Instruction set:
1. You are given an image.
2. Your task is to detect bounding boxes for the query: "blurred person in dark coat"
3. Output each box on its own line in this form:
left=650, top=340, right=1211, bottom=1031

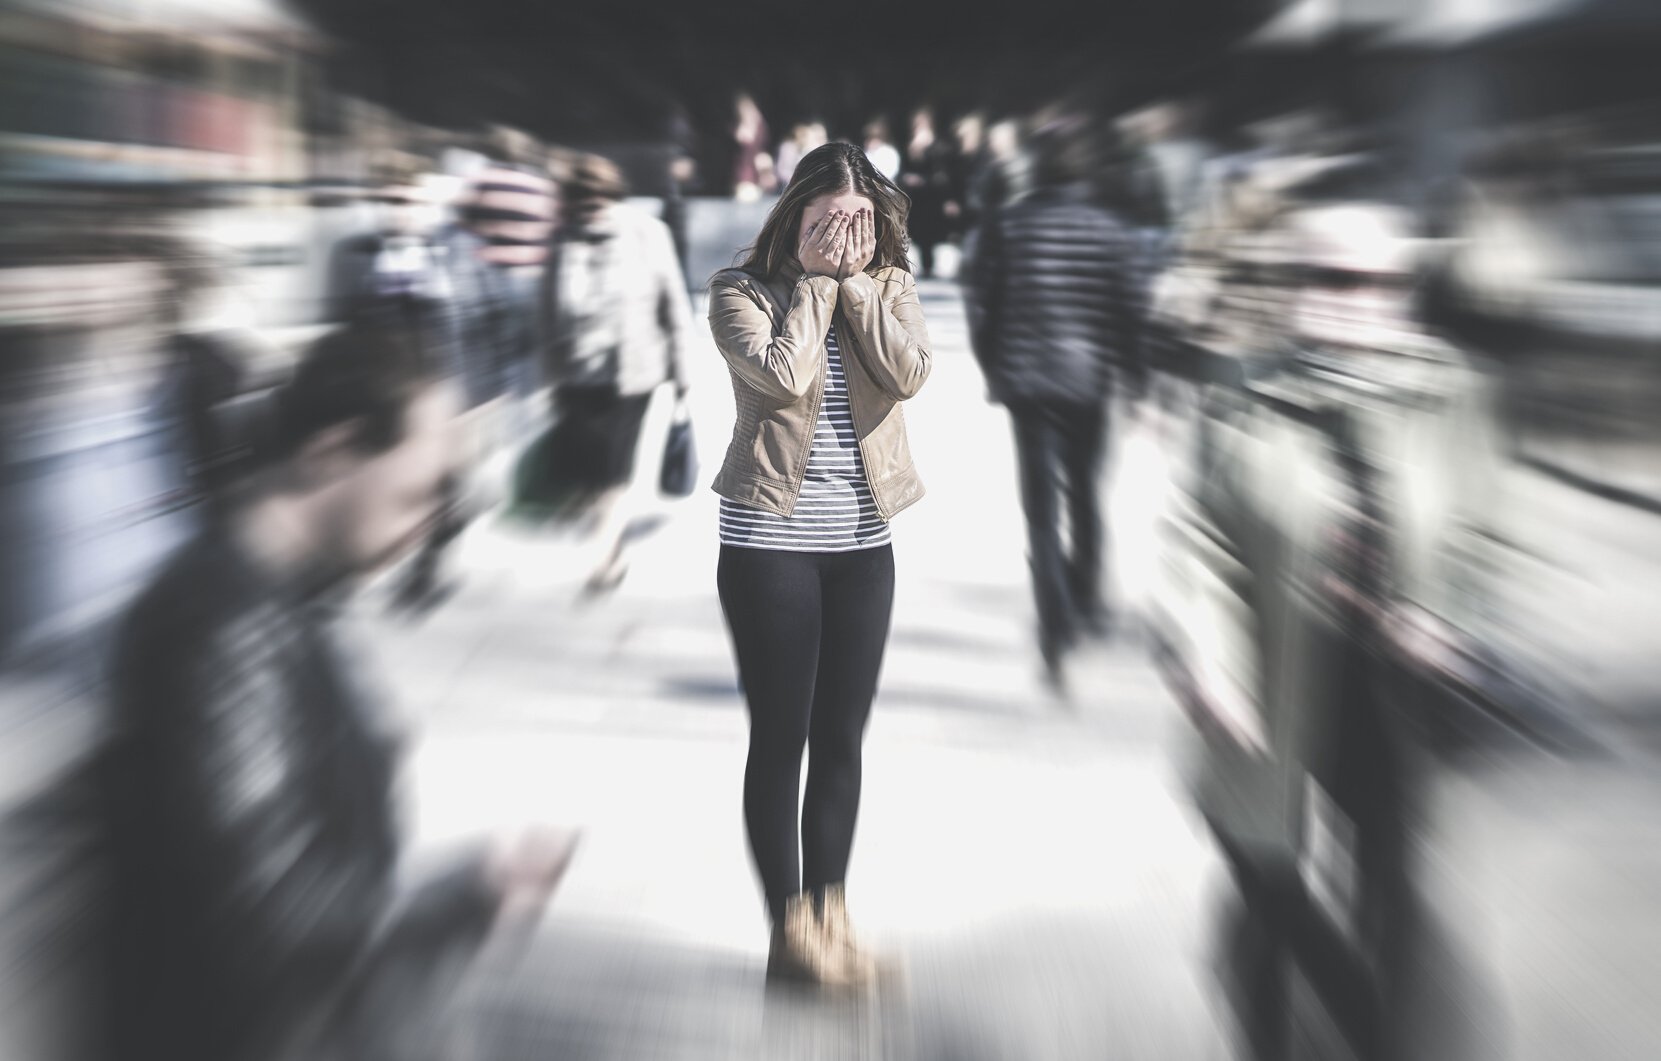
left=958, top=115, right=1026, bottom=280
left=964, top=120, right=1147, bottom=692
left=96, top=319, right=577, bottom=1061
left=899, top=106, right=956, bottom=279
left=947, top=111, right=986, bottom=244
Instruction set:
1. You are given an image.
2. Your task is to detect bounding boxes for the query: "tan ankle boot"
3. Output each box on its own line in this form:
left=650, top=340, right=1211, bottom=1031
left=818, top=884, right=879, bottom=985
left=767, top=893, right=845, bottom=986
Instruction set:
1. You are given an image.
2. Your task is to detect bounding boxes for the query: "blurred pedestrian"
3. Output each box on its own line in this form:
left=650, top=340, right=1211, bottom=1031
left=541, top=152, right=693, bottom=596
left=946, top=111, right=985, bottom=242
left=862, top=118, right=901, bottom=181
left=148, top=239, right=276, bottom=524
left=964, top=121, right=1147, bottom=693
left=707, top=141, right=931, bottom=987
left=326, top=160, right=454, bottom=338
left=664, top=102, right=703, bottom=288
left=775, top=121, right=828, bottom=188
left=467, top=126, right=559, bottom=273
left=899, top=106, right=956, bottom=279
left=733, top=92, right=776, bottom=201
left=96, top=319, right=578, bottom=1061
left=461, top=129, right=559, bottom=404
left=958, top=116, right=1026, bottom=280
left=385, top=148, right=551, bottom=617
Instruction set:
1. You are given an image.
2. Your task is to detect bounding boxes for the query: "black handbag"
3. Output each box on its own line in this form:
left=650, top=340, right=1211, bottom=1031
left=659, top=397, right=698, bottom=498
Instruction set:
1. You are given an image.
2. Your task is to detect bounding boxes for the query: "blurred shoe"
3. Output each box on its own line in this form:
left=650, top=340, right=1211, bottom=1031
left=818, top=883, right=883, bottom=986
left=767, top=893, right=846, bottom=987
left=1039, top=627, right=1072, bottom=698
left=1076, top=606, right=1115, bottom=641
left=389, top=565, right=460, bottom=619
left=578, top=558, right=629, bottom=600
left=619, top=513, right=669, bottom=545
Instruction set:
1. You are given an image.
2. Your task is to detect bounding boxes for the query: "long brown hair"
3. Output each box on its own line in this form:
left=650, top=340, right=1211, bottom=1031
left=734, top=141, right=911, bottom=279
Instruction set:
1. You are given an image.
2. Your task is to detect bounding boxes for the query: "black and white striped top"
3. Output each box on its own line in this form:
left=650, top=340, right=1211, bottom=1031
left=719, top=327, right=892, bottom=553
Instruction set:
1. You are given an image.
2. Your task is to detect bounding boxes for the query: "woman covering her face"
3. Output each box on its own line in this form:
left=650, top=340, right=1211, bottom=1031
left=705, top=141, right=932, bottom=987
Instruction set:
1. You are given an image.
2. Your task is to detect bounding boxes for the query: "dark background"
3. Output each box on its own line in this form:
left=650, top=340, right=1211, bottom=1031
left=291, top=0, right=1287, bottom=185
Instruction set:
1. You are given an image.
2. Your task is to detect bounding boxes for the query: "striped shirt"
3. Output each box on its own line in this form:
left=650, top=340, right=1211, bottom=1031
left=719, top=327, right=892, bottom=553
left=464, top=162, right=556, bottom=268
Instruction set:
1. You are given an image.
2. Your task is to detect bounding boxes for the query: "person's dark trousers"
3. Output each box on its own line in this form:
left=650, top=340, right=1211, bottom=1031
left=716, top=544, right=895, bottom=923
left=662, top=190, right=692, bottom=290
left=915, top=238, right=936, bottom=279
left=1007, top=398, right=1111, bottom=658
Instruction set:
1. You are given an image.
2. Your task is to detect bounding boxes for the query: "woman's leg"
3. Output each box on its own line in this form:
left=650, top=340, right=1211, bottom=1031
left=801, top=545, right=895, bottom=897
left=579, top=393, right=652, bottom=591
left=717, top=546, right=824, bottom=921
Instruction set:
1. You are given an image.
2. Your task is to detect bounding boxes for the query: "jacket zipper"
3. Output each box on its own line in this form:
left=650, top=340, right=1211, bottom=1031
left=785, top=332, right=825, bottom=518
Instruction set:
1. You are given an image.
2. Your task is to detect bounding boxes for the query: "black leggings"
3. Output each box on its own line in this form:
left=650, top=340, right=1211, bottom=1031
left=716, top=544, right=895, bottom=922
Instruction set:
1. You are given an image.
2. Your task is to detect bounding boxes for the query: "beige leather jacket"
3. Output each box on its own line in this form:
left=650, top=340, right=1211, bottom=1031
left=707, top=263, right=931, bottom=519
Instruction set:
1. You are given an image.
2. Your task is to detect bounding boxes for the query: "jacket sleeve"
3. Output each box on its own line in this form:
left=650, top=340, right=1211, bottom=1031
left=707, top=273, right=838, bottom=402
left=835, top=270, right=933, bottom=401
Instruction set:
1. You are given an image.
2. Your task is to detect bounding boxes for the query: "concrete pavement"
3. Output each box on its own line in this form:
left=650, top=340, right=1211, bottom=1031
left=363, top=277, right=1236, bottom=1059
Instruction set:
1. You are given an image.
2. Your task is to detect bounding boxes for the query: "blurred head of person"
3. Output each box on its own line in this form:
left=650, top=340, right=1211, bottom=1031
left=911, top=107, right=935, bottom=137
left=258, top=320, right=460, bottom=586
left=1029, top=118, right=1096, bottom=191
left=864, top=118, right=892, bottom=148
left=560, top=152, right=629, bottom=228
left=369, top=158, right=436, bottom=237
left=157, top=237, right=232, bottom=330
left=987, top=119, right=1020, bottom=161
left=486, top=124, right=543, bottom=169
left=1286, top=200, right=1422, bottom=352
left=737, top=141, right=912, bottom=280
left=955, top=112, right=985, bottom=155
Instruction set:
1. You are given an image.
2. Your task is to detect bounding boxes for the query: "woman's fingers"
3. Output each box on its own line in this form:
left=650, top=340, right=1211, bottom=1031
left=821, top=211, right=848, bottom=252
left=818, top=214, right=839, bottom=254
left=798, top=217, right=821, bottom=253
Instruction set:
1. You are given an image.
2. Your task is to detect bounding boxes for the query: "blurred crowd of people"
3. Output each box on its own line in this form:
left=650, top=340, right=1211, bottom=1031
left=724, top=94, right=1033, bottom=280
left=3, top=107, right=698, bottom=1061
left=4, top=1, right=1661, bottom=1056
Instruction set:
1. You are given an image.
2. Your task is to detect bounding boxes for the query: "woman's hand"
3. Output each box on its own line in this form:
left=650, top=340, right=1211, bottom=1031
left=837, top=207, right=875, bottom=280
left=798, top=210, right=849, bottom=278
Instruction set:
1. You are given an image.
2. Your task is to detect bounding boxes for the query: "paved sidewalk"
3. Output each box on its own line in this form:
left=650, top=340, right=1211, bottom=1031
left=361, top=279, right=1234, bottom=1059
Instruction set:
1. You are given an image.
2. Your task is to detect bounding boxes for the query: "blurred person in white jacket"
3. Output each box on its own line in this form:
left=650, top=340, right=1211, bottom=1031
left=540, top=153, right=693, bottom=595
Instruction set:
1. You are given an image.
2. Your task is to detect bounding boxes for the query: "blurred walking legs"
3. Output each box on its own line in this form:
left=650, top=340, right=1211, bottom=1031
left=1008, top=399, right=1111, bottom=688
